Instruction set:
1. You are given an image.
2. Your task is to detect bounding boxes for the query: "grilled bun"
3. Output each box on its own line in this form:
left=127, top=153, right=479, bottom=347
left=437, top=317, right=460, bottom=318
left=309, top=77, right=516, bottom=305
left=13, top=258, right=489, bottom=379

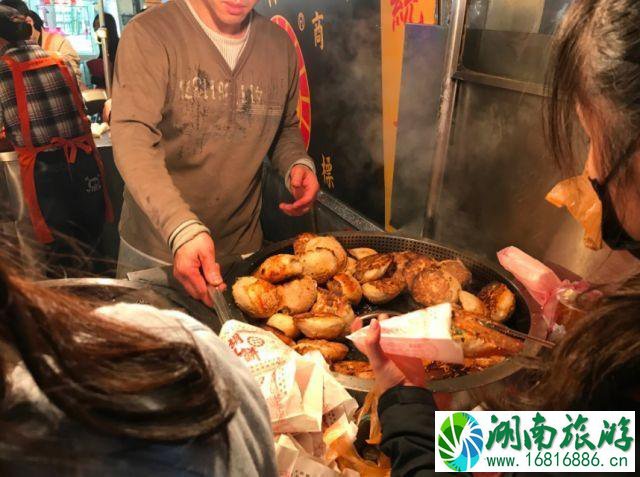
left=478, top=282, right=516, bottom=322
left=300, top=248, right=340, bottom=284
left=327, top=273, right=363, bottom=305
left=277, top=276, right=318, bottom=314
left=232, top=276, right=280, bottom=319
left=267, top=313, right=300, bottom=339
left=294, top=314, right=346, bottom=340
left=304, top=236, right=348, bottom=272
left=294, top=339, right=349, bottom=363
left=254, top=254, right=303, bottom=283
left=410, top=268, right=461, bottom=306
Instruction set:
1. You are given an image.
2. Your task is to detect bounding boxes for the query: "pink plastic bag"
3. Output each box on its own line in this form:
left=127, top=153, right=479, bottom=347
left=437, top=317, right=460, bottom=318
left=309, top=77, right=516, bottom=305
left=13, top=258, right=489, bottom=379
left=497, top=247, right=593, bottom=331
left=497, top=247, right=562, bottom=306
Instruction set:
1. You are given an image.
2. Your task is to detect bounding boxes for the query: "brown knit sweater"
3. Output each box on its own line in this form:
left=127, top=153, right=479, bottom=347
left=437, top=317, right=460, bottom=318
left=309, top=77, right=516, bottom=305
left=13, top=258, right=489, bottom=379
left=111, top=0, right=309, bottom=262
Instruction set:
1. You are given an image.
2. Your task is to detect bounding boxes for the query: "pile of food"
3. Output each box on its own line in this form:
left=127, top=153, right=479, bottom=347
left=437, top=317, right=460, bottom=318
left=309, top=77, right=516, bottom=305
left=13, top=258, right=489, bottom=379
left=231, top=233, right=524, bottom=381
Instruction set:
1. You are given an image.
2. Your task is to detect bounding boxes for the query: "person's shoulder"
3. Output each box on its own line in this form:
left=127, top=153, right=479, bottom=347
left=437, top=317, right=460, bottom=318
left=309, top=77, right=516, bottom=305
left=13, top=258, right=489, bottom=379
left=0, top=42, right=45, bottom=67
left=253, top=12, right=292, bottom=47
left=52, top=33, right=79, bottom=54
left=122, top=2, right=182, bottom=38
left=131, top=1, right=182, bottom=24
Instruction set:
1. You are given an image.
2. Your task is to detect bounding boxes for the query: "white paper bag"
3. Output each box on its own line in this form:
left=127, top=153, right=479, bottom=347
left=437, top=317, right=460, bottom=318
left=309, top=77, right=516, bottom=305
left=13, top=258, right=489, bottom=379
left=276, top=434, right=342, bottom=477
left=347, top=304, right=464, bottom=364
left=300, top=351, right=358, bottom=419
left=291, top=455, right=342, bottom=477
left=272, top=356, right=324, bottom=434
left=222, top=320, right=371, bottom=476
left=221, top=321, right=304, bottom=427
left=274, top=434, right=300, bottom=477
left=293, top=432, right=326, bottom=461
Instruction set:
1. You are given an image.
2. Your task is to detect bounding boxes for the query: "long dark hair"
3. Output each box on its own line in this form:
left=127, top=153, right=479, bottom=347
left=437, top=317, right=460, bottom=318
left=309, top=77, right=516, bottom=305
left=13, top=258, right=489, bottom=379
left=0, top=254, right=236, bottom=441
left=481, top=275, right=640, bottom=410
left=93, top=13, right=119, bottom=61
left=484, top=0, right=640, bottom=411
left=546, top=0, right=640, bottom=187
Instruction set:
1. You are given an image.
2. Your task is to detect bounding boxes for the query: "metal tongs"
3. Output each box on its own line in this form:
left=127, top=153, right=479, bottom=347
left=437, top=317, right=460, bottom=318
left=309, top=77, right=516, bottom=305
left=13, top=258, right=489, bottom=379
left=356, top=310, right=401, bottom=324
left=475, top=317, right=556, bottom=349
left=207, top=285, right=235, bottom=323
left=356, top=309, right=555, bottom=349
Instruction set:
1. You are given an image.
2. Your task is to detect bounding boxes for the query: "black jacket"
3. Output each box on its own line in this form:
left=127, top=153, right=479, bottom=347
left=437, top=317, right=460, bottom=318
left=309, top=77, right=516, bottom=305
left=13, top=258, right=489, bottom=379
left=379, top=386, right=440, bottom=476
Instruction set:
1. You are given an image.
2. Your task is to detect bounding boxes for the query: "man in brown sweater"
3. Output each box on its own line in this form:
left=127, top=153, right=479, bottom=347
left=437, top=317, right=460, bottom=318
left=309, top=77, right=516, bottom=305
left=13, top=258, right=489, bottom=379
left=111, top=0, right=319, bottom=305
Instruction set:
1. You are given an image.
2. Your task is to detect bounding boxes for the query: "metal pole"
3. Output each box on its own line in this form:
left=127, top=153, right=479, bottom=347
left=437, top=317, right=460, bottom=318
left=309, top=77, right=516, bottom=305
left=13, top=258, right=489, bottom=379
left=97, top=0, right=112, bottom=97
left=421, top=0, right=468, bottom=238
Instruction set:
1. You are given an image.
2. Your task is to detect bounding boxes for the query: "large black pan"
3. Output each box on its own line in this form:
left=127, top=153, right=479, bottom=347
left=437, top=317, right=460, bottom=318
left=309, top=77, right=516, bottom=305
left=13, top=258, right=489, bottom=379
left=224, top=232, right=546, bottom=393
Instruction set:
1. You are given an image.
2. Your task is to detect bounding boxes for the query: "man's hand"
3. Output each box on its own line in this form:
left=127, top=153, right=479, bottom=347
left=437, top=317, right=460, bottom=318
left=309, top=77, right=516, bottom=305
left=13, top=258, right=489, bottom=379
left=173, top=232, right=225, bottom=307
left=279, top=164, right=320, bottom=216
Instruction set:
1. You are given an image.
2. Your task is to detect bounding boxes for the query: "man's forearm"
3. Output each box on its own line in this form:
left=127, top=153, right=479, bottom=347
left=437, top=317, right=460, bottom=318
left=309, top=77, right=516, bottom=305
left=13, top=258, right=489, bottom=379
left=169, top=220, right=210, bottom=255
left=112, top=126, right=199, bottom=243
left=284, top=158, right=316, bottom=191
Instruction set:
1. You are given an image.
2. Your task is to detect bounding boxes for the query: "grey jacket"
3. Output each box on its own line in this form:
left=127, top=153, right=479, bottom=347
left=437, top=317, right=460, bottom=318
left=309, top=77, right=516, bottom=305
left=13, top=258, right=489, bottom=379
left=0, top=304, right=278, bottom=477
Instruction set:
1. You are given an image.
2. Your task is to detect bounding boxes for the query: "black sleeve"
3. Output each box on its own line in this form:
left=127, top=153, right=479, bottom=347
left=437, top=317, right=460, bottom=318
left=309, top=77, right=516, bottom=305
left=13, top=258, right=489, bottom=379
left=379, top=385, right=440, bottom=477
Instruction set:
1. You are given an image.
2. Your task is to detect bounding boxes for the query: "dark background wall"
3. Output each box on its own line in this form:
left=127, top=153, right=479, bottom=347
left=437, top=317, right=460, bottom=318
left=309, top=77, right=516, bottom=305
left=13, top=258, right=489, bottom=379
left=257, top=0, right=385, bottom=225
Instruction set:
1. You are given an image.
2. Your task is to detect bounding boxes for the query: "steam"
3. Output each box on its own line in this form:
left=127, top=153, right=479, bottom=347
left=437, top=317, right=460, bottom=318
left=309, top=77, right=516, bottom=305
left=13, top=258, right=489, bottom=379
left=310, top=2, right=385, bottom=223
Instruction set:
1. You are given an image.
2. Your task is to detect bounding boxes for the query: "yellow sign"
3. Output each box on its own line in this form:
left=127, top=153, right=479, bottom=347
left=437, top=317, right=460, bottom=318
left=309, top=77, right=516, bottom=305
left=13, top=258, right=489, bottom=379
left=381, top=0, right=435, bottom=229
left=321, top=154, right=335, bottom=189
left=312, top=11, right=325, bottom=50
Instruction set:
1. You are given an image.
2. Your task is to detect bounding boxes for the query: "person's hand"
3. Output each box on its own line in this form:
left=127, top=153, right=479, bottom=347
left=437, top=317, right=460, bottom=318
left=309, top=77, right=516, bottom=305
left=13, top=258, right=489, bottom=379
left=173, top=232, right=225, bottom=307
left=279, top=164, right=320, bottom=216
left=102, top=98, right=112, bottom=124
left=351, top=317, right=427, bottom=394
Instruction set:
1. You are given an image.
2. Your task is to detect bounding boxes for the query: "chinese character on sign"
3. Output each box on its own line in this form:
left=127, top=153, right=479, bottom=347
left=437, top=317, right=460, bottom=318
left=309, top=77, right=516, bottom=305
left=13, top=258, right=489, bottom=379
left=614, top=417, right=633, bottom=451
left=487, top=415, right=523, bottom=450
left=227, top=332, right=244, bottom=352
left=312, top=11, right=324, bottom=50
left=528, top=412, right=558, bottom=451
left=298, top=12, right=305, bottom=31
left=598, top=420, right=618, bottom=448
left=321, top=154, right=335, bottom=189
left=267, top=0, right=277, bottom=7
left=237, top=346, right=259, bottom=363
left=560, top=414, right=596, bottom=450
left=598, top=417, right=634, bottom=451
left=390, top=0, right=425, bottom=31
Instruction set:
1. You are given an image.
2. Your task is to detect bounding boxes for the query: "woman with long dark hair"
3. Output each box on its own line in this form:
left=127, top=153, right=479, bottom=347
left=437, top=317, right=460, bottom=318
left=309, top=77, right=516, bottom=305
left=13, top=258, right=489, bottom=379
left=354, top=0, right=640, bottom=474
left=88, top=13, right=119, bottom=88
left=0, top=254, right=277, bottom=475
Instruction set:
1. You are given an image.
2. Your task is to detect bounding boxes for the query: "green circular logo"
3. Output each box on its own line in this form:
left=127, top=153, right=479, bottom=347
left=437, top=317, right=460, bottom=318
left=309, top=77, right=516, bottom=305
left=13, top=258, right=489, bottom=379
left=438, top=412, right=484, bottom=472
